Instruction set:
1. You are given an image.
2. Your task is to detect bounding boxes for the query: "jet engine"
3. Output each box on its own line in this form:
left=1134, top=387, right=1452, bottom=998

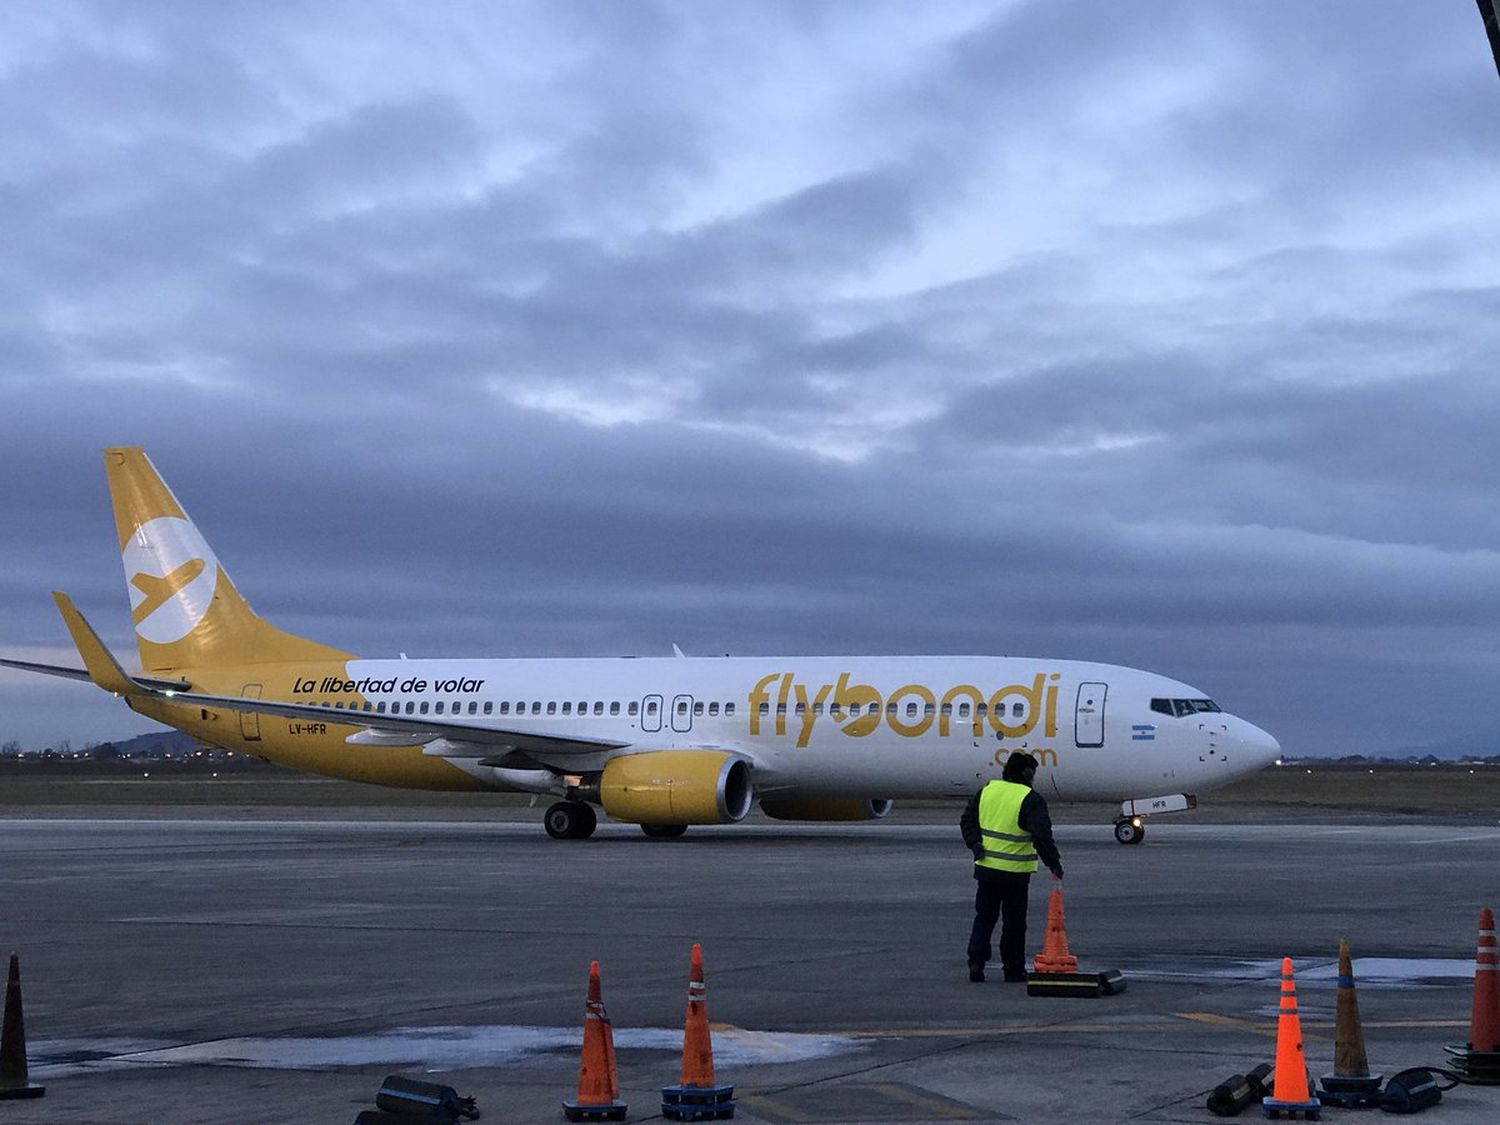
left=598, top=750, right=753, bottom=825
left=758, top=797, right=893, bottom=822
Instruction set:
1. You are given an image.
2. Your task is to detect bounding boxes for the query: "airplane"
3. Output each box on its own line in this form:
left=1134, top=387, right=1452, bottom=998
left=1, top=448, right=1281, bottom=843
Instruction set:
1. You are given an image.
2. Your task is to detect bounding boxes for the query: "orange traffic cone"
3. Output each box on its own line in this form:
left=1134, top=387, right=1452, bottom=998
left=1025, top=885, right=1126, bottom=997
left=1317, top=939, right=1382, bottom=1107
left=1444, top=906, right=1500, bottom=1084
left=1032, top=888, right=1078, bottom=973
left=0, top=953, right=45, bottom=1101
left=1263, top=957, right=1320, bottom=1119
left=563, top=961, right=628, bottom=1122
left=661, top=943, right=735, bottom=1121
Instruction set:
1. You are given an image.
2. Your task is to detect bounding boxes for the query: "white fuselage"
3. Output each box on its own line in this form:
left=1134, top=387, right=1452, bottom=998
left=324, top=654, right=1280, bottom=802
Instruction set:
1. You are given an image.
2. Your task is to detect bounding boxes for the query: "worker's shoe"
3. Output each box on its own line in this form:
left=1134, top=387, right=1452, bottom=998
left=1002, top=968, right=1027, bottom=983
left=968, top=963, right=985, bottom=983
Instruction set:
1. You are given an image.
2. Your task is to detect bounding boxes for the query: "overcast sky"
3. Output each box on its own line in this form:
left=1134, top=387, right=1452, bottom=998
left=3, top=1, right=1499, bottom=758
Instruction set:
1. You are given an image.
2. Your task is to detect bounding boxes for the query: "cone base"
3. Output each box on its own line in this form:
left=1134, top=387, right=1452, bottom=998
left=1262, top=1095, right=1321, bottom=1120
left=563, top=1098, right=629, bottom=1121
left=1318, top=1072, right=1382, bottom=1095
left=662, top=1081, right=736, bottom=1120
left=1443, top=1044, right=1500, bottom=1084
left=1026, top=969, right=1126, bottom=998
left=1317, top=1073, right=1383, bottom=1110
left=0, top=1084, right=45, bottom=1100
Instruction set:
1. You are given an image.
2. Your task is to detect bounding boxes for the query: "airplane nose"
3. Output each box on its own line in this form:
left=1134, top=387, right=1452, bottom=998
left=1241, top=721, right=1280, bottom=764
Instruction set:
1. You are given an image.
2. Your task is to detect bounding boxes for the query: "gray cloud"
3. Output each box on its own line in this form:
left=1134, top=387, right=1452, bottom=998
left=2, top=1, right=1499, bottom=758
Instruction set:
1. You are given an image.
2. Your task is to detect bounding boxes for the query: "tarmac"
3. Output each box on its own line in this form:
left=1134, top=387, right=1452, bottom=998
left=3, top=809, right=1499, bottom=1123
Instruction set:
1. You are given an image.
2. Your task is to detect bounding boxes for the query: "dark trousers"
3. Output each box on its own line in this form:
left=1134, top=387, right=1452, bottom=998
left=966, top=872, right=1031, bottom=973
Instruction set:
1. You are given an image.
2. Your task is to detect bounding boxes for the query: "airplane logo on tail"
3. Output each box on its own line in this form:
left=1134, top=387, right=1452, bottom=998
left=121, top=516, right=221, bottom=644
left=130, top=559, right=207, bottom=625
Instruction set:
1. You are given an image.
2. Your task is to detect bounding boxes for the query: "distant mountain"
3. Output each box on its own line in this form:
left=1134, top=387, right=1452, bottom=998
left=1388, top=729, right=1499, bottom=761
left=101, top=728, right=202, bottom=757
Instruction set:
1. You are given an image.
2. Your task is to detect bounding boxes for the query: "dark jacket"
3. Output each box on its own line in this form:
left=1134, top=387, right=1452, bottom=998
left=960, top=782, right=1063, bottom=881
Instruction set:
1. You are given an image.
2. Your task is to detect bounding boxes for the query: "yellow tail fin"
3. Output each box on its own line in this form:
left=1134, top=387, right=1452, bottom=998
left=105, top=447, right=349, bottom=672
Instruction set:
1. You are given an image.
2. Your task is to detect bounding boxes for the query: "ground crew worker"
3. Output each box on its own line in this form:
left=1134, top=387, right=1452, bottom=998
left=959, top=751, right=1063, bottom=982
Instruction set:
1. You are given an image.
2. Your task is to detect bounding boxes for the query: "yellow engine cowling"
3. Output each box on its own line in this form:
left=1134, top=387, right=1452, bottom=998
left=758, top=798, right=894, bottom=822
left=599, top=751, right=753, bottom=825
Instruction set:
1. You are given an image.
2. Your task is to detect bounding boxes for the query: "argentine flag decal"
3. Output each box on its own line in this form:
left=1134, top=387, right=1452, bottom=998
left=1131, top=724, right=1156, bottom=741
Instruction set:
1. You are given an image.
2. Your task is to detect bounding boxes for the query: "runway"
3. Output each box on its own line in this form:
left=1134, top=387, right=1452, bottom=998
left=3, top=813, right=1498, bottom=1122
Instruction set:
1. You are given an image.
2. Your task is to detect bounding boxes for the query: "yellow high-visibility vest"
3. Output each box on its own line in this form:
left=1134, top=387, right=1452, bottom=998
left=974, top=779, right=1037, bottom=874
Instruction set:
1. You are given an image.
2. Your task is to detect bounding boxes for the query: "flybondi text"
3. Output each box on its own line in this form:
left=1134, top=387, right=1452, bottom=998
left=748, top=671, right=1062, bottom=749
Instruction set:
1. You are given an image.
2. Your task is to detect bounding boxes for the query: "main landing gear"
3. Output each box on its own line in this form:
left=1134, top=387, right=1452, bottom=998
left=544, top=800, right=598, bottom=840
left=640, top=824, right=688, bottom=839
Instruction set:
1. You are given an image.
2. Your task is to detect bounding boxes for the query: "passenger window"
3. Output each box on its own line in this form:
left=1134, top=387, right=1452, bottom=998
left=435, top=702, right=445, bottom=715
left=906, top=702, right=918, bottom=717
left=794, top=702, right=806, bottom=715
left=468, top=701, right=477, bottom=715
left=334, top=702, right=344, bottom=709
left=813, top=703, right=824, bottom=715
left=694, top=702, right=704, bottom=715
left=610, top=702, right=620, bottom=715
left=924, top=703, right=935, bottom=716
left=758, top=703, right=769, bottom=715
left=724, top=702, right=735, bottom=716
left=958, top=702, right=970, bottom=717
left=484, top=702, right=494, bottom=715
left=977, top=702, right=988, bottom=715
left=647, top=701, right=658, bottom=715
left=419, top=702, right=430, bottom=715
left=594, top=702, right=604, bottom=715
left=499, top=702, right=509, bottom=715
left=531, top=702, right=542, bottom=715
left=629, top=701, right=639, bottom=716
left=941, top=703, right=952, bottom=715
left=848, top=703, right=860, bottom=717
left=708, top=702, right=719, bottom=716
left=404, top=701, right=415, bottom=714
left=562, top=702, right=572, bottom=715
left=376, top=702, right=386, bottom=713
left=776, top=703, right=787, bottom=715
left=886, top=701, right=897, bottom=714
left=1012, top=703, right=1024, bottom=718
left=547, top=702, right=556, bottom=715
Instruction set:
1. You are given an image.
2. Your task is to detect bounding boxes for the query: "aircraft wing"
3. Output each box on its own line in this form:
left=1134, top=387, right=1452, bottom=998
left=0, top=656, right=190, bottom=693
left=40, top=591, right=629, bottom=758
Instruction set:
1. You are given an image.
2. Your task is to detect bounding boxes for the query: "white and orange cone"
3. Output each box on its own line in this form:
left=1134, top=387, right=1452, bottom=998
left=563, top=961, right=628, bottom=1122
left=661, top=943, right=736, bottom=1121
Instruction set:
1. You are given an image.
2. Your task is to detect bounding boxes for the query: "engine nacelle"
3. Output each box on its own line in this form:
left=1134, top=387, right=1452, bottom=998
left=758, top=797, right=894, bottom=822
left=599, top=750, right=753, bottom=825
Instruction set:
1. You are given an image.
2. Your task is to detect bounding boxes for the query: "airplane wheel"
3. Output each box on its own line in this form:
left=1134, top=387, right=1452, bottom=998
left=1113, top=818, right=1145, bottom=845
left=641, top=823, right=688, bottom=839
left=545, top=801, right=597, bottom=840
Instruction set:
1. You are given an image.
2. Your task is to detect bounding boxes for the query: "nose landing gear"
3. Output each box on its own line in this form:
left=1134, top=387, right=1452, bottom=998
left=1112, top=792, right=1196, bottom=845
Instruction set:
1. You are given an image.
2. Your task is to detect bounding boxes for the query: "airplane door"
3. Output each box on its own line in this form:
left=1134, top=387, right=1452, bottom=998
left=671, top=694, right=694, bottom=733
left=240, top=683, right=263, bottom=742
left=642, top=694, right=663, bottom=733
left=1075, top=682, right=1106, bottom=748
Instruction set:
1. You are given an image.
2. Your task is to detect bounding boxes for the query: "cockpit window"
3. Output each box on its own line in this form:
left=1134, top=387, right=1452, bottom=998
left=1151, top=697, right=1221, bottom=718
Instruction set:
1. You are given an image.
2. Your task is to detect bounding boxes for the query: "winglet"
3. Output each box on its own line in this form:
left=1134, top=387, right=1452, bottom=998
left=52, top=592, right=142, bottom=697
